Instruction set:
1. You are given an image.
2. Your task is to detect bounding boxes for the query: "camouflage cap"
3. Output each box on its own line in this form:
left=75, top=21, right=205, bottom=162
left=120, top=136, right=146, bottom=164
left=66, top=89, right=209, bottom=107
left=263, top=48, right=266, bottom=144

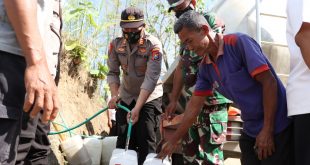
left=167, top=0, right=185, bottom=12
left=120, top=7, right=145, bottom=28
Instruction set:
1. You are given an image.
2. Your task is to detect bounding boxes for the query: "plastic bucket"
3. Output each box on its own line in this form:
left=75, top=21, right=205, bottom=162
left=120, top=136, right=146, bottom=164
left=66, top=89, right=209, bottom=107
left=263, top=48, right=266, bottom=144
left=143, top=153, right=171, bottom=165
left=101, top=136, right=117, bottom=165
left=83, top=137, right=102, bottom=165
left=61, top=135, right=92, bottom=165
left=109, top=148, right=138, bottom=165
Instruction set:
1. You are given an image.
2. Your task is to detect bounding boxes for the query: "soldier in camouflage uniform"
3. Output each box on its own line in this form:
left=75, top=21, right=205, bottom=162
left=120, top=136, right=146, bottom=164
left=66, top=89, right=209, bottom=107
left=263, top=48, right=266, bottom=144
left=161, top=0, right=232, bottom=164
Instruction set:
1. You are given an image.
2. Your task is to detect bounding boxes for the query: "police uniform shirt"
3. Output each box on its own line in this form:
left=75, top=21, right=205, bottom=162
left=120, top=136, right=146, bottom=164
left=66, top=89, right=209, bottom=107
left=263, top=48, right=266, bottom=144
left=107, top=31, right=163, bottom=105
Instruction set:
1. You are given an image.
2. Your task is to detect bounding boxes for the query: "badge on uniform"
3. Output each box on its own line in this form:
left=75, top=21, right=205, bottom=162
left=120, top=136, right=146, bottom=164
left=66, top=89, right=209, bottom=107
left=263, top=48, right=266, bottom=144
left=151, top=48, right=160, bottom=61
left=118, top=47, right=125, bottom=52
left=139, top=47, right=147, bottom=54
left=138, top=38, right=144, bottom=45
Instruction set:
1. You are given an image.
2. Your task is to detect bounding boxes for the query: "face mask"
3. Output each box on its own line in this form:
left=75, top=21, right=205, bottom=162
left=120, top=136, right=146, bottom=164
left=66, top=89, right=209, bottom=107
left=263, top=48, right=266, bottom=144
left=175, top=5, right=194, bottom=18
left=123, top=30, right=141, bottom=44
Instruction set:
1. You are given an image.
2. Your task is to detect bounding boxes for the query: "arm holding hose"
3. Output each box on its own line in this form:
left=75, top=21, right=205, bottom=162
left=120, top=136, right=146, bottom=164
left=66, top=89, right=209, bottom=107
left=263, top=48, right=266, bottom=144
left=127, top=89, right=151, bottom=124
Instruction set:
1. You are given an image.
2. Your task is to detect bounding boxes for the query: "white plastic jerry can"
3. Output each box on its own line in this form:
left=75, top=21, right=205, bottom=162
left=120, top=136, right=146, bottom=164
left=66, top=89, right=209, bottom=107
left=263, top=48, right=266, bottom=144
left=109, top=148, right=138, bottom=165
left=143, top=153, right=171, bottom=165
left=83, top=137, right=102, bottom=165
left=60, top=135, right=92, bottom=165
left=101, top=136, right=117, bottom=165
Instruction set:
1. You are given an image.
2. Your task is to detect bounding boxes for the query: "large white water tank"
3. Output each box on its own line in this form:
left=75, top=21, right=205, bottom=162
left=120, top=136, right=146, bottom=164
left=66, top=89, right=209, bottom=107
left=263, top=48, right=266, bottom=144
left=212, top=0, right=289, bottom=84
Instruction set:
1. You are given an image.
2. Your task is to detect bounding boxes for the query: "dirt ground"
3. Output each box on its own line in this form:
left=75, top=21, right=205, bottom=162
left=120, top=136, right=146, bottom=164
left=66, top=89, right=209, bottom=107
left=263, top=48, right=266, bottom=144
left=47, top=55, right=110, bottom=165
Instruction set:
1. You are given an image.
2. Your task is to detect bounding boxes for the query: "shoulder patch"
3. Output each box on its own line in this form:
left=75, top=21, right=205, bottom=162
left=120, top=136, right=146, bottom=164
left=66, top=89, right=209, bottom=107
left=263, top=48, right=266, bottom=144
left=151, top=48, right=161, bottom=61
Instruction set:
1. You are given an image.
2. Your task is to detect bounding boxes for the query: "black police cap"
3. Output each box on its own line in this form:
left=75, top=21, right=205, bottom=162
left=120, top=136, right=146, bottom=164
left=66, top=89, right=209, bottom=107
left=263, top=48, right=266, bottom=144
left=120, top=7, right=145, bottom=28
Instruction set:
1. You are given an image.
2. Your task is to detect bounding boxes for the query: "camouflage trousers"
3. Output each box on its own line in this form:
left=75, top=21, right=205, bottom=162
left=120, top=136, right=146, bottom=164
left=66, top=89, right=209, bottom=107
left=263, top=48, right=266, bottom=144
left=182, top=104, right=229, bottom=165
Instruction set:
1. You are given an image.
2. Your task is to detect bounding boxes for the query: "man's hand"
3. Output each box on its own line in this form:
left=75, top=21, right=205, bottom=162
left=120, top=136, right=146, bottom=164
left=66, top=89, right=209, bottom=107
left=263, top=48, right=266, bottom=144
left=127, top=107, right=140, bottom=124
left=165, top=101, right=177, bottom=120
left=156, top=140, right=178, bottom=160
left=23, top=61, right=59, bottom=124
left=255, top=129, right=275, bottom=160
left=108, top=96, right=119, bottom=109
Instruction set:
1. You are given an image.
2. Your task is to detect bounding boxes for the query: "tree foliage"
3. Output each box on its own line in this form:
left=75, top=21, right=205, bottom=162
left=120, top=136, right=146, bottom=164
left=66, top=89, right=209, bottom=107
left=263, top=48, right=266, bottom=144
left=62, top=0, right=209, bottom=96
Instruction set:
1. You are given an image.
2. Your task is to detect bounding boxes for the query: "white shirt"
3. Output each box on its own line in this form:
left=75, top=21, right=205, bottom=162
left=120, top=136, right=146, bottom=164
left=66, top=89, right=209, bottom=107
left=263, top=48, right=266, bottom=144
left=0, top=1, right=58, bottom=77
left=0, top=1, right=52, bottom=56
left=286, top=0, right=310, bottom=116
left=108, top=109, right=116, bottom=121
left=106, top=95, right=116, bottom=121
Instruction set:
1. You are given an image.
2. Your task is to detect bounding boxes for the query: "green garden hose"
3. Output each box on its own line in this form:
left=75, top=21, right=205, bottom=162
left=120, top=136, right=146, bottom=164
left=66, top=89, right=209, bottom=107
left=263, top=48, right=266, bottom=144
left=48, top=104, right=131, bottom=135
left=58, top=111, right=72, bottom=136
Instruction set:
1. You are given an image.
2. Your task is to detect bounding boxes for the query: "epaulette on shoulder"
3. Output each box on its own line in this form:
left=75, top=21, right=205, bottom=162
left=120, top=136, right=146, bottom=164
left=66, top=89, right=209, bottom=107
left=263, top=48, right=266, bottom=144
left=114, top=36, right=123, bottom=42
left=113, top=37, right=126, bottom=45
